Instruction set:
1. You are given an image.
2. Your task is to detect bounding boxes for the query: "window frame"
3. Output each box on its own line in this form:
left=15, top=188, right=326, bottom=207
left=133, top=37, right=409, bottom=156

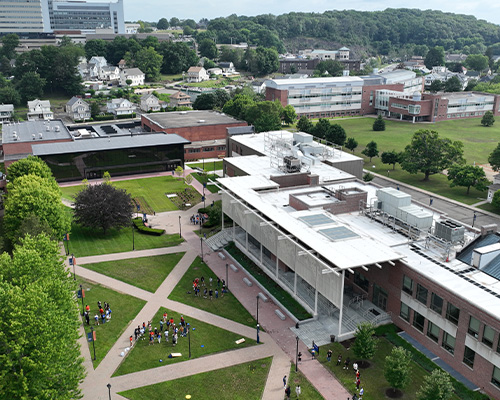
left=400, top=302, right=410, bottom=322
left=416, top=283, right=428, bottom=305
left=442, top=332, right=456, bottom=355
left=402, top=275, right=413, bottom=295
left=482, top=325, right=495, bottom=348
left=413, top=311, right=425, bottom=332
left=463, top=346, right=475, bottom=369
left=427, top=321, right=440, bottom=343
left=430, top=292, right=443, bottom=314
left=445, top=302, right=460, bottom=325
left=492, top=366, right=500, bottom=389
left=468, top=316, right=480, bottom=339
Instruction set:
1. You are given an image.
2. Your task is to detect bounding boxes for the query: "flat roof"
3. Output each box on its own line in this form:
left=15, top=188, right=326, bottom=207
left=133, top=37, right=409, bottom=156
left=265, top=76, right=364, bottom=88
left=2, top=120, right=72, bottom=144
left=32, top=133, right=190, bottom=156
left=142, top=111, right=244, bottom=130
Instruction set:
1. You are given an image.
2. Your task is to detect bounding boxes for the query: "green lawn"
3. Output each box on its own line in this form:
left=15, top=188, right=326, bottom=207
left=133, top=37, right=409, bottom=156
left=119, top=357, right=272, bottom=400
left=226, top=242, right=312, bottom=321
left=78, top=277, right=146, bottom=368
left=168, top=257, right=258, bottom=328
left=113, top=307, right=258, bottom=376
left=188, top=160, right=223, bottom=172
left=82, top=253, right=185, bottom=293
left=284, top=364, right=323, bottom=399
left=69, top=219, right=184, bottom=257
left=60, top=176, right=193, bottom=212
left=191, top=172, right=220, bottom=193
left=477, top=202, right=500, bottom=215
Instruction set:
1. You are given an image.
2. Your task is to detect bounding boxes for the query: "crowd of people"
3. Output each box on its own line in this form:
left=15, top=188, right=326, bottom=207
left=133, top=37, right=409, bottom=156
left=330, top=352, right=364, bottom=400
left=130, top=312, right=189, bottom=348
left=83, top=301, right=112, bottom=326
left=190, top=275, right=227, bottom=299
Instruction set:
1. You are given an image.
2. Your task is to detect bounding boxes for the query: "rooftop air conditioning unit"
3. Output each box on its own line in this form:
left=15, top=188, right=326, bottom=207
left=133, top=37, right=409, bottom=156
left=39, top=132, right=43, bottom=139
left=434, top=220, right=465, bottom=243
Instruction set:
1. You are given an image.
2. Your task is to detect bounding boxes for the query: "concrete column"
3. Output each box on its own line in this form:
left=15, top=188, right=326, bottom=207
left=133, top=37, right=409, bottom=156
left=412, top=116, right=415, bottom=123
left=245, top=231, right=248, bottom=251
left=260, top=243, right=263, bottom=265
left=400, top=114, right=403, bottom=120
left=338, top=270, right=345, bottom=338
left=314, top=265, right=319, bottom=315
left=221, top=212, right=224, bottom=232
left=294, top=270, right=297, bottom=295
left=232, top=221, right=235, bottom=240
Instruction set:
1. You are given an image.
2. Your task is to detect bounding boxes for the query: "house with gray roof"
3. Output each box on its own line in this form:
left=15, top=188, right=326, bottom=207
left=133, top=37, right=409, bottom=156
left=66, top=97, right=91, bottom=121
left=27, top=99, right=53, bottom=121
left=0, top=104, right=14, bottom=123
left=140, top=93, right=161, bottom=112
left=119, top=68, right=145, bottom=86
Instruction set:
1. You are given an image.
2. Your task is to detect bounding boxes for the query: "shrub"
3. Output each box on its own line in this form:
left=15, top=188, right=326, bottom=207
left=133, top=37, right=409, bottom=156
left=132, top=217, right=165, bottom=236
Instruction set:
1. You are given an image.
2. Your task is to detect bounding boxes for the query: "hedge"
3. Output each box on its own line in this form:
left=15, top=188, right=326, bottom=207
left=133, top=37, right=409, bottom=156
left=117, top=113, right=136, bottom=119
left=132, top=217, right=165, bottom=236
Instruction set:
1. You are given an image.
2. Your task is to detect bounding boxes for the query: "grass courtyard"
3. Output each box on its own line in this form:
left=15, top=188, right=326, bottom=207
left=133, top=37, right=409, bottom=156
left=81, top=253, right=185, bottom=293
left=168, top=257, right=258, bottom=328
left=78, top=277, right=146, bottom=368
left=188, top=160, right=223, bottom=172
left=191, top=172, right=220, bottom=193
left=113, top=307, right=258, bottom=376
left=119, top=357, right=272, bottom=400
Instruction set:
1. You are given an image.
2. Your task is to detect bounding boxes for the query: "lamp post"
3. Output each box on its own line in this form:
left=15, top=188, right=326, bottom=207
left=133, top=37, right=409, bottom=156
left=107, top=383, right=111, bottom=400
left=256, top=294, right=260, bottom=326
left=178, top=215, right=182, bottom=238
left=188, top=323, right=191, bottom=358
left=90, top=326, right=96, bottom=361
left=200, top=236, right=203, bottom=262
left=72, top=254, right=76, bottom=281
left=256, top=323, right=260, bottom=344
left=80, top=284, right=84, bottom=315
left=132, top=221, right=135, bottom=251
left=225, top=263, right=228, bottom=291
left=295, top=336, right=299, bottom=372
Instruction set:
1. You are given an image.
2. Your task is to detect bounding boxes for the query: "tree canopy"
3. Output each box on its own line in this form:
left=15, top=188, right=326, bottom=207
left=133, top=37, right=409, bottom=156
left=7, top=155, right=54, bottom=183
left=481, top=110, right=495, bottom=127
left=447, top=164, right=489, bottom=194
left=416, top=369, right=454, bottom=400
left=381, top=150, right=400, bottom=170
left=73, top=183, right=134, bottom=235
left=352, top=322, right=377, bottom=360
left=488, top=142, right=500, bottom=171
left=424, top=46, right=445, bottom=69
left=297, top=116, right=314, bottom=133
left=345, top=137, right=358, bottom=153
left=362, top=141, right=379, bottom=162
left=400, top=130, right=464, bottom=180
left=373, top=115, right=386, bottom=131
left=384, top=347, right=412, bottom=393
left=198, top=39, right=218, bottom=59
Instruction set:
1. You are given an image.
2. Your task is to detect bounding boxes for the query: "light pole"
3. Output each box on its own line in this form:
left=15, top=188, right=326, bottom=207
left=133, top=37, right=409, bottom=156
left=107, top=383, right=111, bottom=400
left=295, top=336, right=299, bottom=372
left=225, top=263, right=228, bottom=291
left=178, top=215, right=182, bottom=238
left=200, top=236, right=204, bottom=262
left=256, top=323, right=260, bottom=344
left=72, top=254, right=76, bottom=281
left=256, top=295, right=260, bottom=326
left=80, top=284, right=84, bottom=316
left=188, top=323, right=191, bottom=358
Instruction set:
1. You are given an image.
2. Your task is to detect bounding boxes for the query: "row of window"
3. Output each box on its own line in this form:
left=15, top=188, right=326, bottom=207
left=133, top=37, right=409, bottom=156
left=447, top=112, right=487, bottom=118
left=185, top=146, right=225, bottom=154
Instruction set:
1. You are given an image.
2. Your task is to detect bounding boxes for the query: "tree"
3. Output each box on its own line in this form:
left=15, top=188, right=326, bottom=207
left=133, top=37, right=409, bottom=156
left=400, top=130, right=464, bottom=181
left=128, top=47, right=163, bottom=81
left=222, top=94, right=256, bottom=120
left=0, top=235, right=85, bottom=399
left=326, top=124, right=346, bottom=146
left=185, top=174, right=193, bottom=185
left=84, top=39, right=108, bottom=59
left=15, top=72, right=46, bottom=102
left=488, top=143, right=500, bottom=171
left=424, top=46, right=445, bottom=69
left=314, top=60, right=344, bottom=77
left=465, top=54, right=489, bottom=71
left=4, top=175, right=69, bottom=241
left=193, top=93, right=216, bottom=110
left=0, top=34, right=19, bottom=60
left=345, top=137, right=358, bottom=153
left=313, top=118, right=331, bottom=139
left=492, top=190, right=500, bottom=209
left=447, top=164, right=489, bottom=194
left=90, top=101, right=101, bottom=117
left=281, top=105, right=297, bottom=125
left=157, top=18, right=169, bottom=30
left=481, top=110, right=495, bottom=127
left=254, top=47, right=279, bottom=76
left=416, top=369, right=454, bottom=400
left=373, top=115, right=386, bottom=131
left=352, top=322, right=377, bottom=361
left=13, top=213, right=54, bottom=245
left=0, top=85, right=20, bottom=106
left=199, top=38, right=218, bottom=60
left=169, top=17, right=180, bottom=27
left=381, top=150, right=400, bottom=170
left=245, top=101, right=283, bottom=132
left=444, top=76, right=462, bottom=92
left=73, top=183, right=133, bottom=235
left=159, top=42, right=198, bottom=74
left=175, top=166, right=184, bottom=177
left=429, top=80, right=443, bottom=92
left=297, top=115, right=314, bottom=133
left=384, top=347, right=412, bottom=394
left=362, top=141, right=379, bottom=162
left=7, top=155, right=54, bottom=183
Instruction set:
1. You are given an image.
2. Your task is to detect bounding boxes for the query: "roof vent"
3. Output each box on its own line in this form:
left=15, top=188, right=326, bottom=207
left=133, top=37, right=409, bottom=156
left=13, top=133, right=17, bottom=141
left=32, top=134, right=36, bottom=140
left=55, top=126, right=60, bottom=132
left=39, top=132, right=43, bottom=139
left=46, top=125, right=50, bottom=131
left=198, top=119, right=206, bottom=123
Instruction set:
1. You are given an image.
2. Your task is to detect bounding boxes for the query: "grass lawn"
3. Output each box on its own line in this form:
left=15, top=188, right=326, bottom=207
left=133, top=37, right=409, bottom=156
left=78, top=277, right=146, bottom=368
left=188, top=160, right=223, bottom=172
left=60, top=176, right=193, bottom=212
left=191, top=172, right=220, bottom=193
left=113, top=307, right=258, bottom=376
left=284, top=364, right=323, bottom=399
left=477, top=202, right=500, bottom=215
left=318, top=338, right=461, bottom=400
left=68, top=218, right=184, bottom=257
left=226, top=242, right=312, bottom=321
left=119, top=357, right=272, bottom=400
left=168, top=256, right=258, bottom=328
left=82, top=253, right=185, bottom=293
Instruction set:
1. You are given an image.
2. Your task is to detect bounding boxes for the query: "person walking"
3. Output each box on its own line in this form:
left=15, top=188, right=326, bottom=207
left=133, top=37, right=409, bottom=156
left=295, top=385, right=301, bottom=399
left=336, top=354, right=342, bottom=366
left=344, top=357, right=350, bottom=369
left=359, top=387, right=364, bottom=399
left=355, top=378, right=361, bottom=391
left=283, top=375, right=287, bottom=388
left=129, top=335, right=133, bottom=347
left=285, top=385, right=291, bottom=399
left=327, top=349, right=332, bottom=362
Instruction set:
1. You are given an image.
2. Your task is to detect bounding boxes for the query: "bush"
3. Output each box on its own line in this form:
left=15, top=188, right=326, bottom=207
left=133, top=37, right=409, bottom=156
left=132, top=217, right=165, bottom=236
left=93, top=114, right=114, bottom=121
left=117, top=113, right=136, bottom=119
left=373, top=115, right=386, bottom=131
left=363, top=172, right=374, bottom=181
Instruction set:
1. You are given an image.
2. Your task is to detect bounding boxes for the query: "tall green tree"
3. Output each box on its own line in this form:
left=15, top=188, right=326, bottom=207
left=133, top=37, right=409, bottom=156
left=73, top=183, right=133, bottom=235
left=465, top=54, right=489, bottom=71
left=447, top=164, right=489, bottom=194
left=481, top=110, right=495, bottom=127
left=127, top=46, right=163, bottom=81
left=313, top=118, right=331, bottom=139
left=326, top=124, right=346, bottom=146
left=362, top=141, right=379, bottom=162
left=281, top=105, right=297, bottom=125
left=373, top=114, right=386, bottom=131
left=222, top=94, right=256, bottom=120
left=157, top=18, right=169, bottom=30
left=492, top=190, right=500, bottom=209
left=159, top=42, right=198, bottom=74
left=297, top=115, right=314, bottom=133
left=488, top=142, right=500, bottom=171
left=416, top=369, right=454, bottom=400
left=352, top=322, right=377, bottom=361
left=384, top=347, right=412, bottom=394
left=198, top=38, right=218, bottom=59
left=15, top=72, right=46, bottom=102
left=246, top=100, right=283, bottom=132
left=444, top=76, right=462, bottom=92
left=7, top=155, right=54, bottom=183
left=381, top=150, right=400, bottom=170
left=314, top=60, right=344, bottom=77
left=345, top=137, right=358, bottom=153
left=84, top=39, right=108, bottom=59
left=0, top=34, right=19, bottom=60
left=424, top=46, right=445, bottom=69
left=254, top=47, right=279, bottom=76
left=0, top=85, right=20, bottom=106
left=429, top=80, right=444, bottom=92
left=400, top=130, right=464, bottom=180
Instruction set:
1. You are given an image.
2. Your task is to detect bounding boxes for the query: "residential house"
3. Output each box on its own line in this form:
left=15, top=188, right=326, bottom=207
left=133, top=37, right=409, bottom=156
left=106, top=98, right=135, bottom=115
left=98, top=65, right=120, bottom=82
left=169, top=91, right=191, bottom=108
left=0, top=104, right=14, bottom=123
left=218, top=62, right=236, bottom=74
left=89, top=56, right=107, bottom=69
left=119, top=68, right=145, bottom=86
left=251, top=80, right=267, bottom=94
left=140, top=93, right=161, bottom=112
left=27, top=99, right=53, bottom=121
left=118, top=59, right=126, bottom=70
left=207, top=67, right=223, bottom=76
left=66, top=97, right=91, bottom=121
left=187, top=66, right=209, bottom=83
left=88, top=56, right=107, bottom=79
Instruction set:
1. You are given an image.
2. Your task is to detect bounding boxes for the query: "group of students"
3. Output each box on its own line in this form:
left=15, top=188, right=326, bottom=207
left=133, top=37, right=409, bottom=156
left=83, top=301, right=111, bottom=326
left=130, top=312, right=189, bottom=348
left=191, top=276, right=226, bottom=299
left=283, top=375, right=301, bottom=399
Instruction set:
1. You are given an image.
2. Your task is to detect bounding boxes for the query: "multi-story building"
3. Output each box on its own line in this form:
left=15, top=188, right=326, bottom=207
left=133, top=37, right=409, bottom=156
left=217, top=129, right=500, bottom=399
left=0, top=0, right=50, bottom=34
left=27, top=99, right=53, bottom=121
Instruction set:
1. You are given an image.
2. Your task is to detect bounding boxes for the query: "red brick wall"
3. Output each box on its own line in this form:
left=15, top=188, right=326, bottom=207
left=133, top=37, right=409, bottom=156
left=270, top=172, right=310, bottom=188
left=184, top=148, right=225, bottom=161
left=387, top=98, right=434, bottom=120
left=361, top=84, right=404, bottom=114
left=266, top=87, right=288, bottom=107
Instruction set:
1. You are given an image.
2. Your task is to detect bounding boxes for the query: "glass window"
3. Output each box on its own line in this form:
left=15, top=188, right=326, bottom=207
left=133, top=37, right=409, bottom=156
left=497, top=337, right=500, bottom=354
left=402, top=275, right=413, bottom=295
left=442, top=332, right=456, bottom=354
left=354, top=271, right=369, bottom=292
left=463, top=346, right=475, bottom=369
left=413, top=311, right=425, bottom=332
left=416, top=284, right=428, bottom=305
left=427, top=321, right=440, bottom=343
left=482, top=325, right=495, bottom=348
left=446, top=303, right=460, bottom=325
left=492, top=366, right=500, bottom=389
left=468, top=316, right=480, bottom=339
left=400, top=302, right=410, bottom=322
left=430, top=293, right=443, bottom=314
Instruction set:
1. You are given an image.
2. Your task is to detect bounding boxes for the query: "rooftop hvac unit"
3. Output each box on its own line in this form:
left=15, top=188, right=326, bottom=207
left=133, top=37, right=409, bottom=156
left=434, top=220, right=465, bottom=243
left=283, top=156, right=301, bottom=173
left=39, top=132, right=43, bottom=139
left=32, top=134, right=36, bottom=140
left=46, top=125, right=50, bottom=131
left=55, top=126, right=60, bottom=132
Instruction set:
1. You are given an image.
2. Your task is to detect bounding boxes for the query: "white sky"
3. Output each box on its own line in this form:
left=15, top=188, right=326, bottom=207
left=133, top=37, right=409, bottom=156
left=123, top=0, right=500, bottom=25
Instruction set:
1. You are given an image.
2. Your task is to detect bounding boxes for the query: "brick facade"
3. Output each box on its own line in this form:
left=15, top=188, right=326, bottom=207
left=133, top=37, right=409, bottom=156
left=265, top=87, right=288, bottom=108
